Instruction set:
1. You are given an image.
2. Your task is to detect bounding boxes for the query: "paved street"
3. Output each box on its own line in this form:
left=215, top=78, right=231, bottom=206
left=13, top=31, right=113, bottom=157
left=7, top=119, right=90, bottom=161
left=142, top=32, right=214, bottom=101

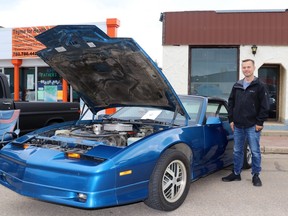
left=1, top=154, right=288, bottom=216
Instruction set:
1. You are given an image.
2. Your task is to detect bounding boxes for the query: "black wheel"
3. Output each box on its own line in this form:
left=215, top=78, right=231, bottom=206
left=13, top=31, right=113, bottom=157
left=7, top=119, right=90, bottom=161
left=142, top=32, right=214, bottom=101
left=144, top=149, right=191, bottom=211
left=243, top=140, right=252, bottom=169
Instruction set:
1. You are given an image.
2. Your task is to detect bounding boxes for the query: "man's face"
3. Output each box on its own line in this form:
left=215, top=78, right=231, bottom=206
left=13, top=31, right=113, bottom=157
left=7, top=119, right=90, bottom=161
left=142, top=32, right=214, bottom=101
left=242, top=61, right=255, bottom=78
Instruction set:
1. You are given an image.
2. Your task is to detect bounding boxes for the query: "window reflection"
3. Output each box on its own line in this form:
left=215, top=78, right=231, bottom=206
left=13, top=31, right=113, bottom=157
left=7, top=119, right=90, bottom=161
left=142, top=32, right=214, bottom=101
left=190, top=48, right=238, bottom=100
left=37, top=67, right=61, bottom=102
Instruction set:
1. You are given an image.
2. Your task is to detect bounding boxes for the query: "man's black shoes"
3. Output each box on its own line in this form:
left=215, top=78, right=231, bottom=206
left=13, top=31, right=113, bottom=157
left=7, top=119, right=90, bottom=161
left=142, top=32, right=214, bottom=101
left=222, top=172, right=262, bottom=186
left=222, top=172, right=241, bottom=182
left=252, top=173, right=262, bottom=187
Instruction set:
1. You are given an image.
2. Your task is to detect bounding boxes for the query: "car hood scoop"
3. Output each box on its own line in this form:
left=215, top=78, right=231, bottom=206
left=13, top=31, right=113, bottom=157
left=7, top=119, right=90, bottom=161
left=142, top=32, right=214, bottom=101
left=35, top=25, right=188, bottom=118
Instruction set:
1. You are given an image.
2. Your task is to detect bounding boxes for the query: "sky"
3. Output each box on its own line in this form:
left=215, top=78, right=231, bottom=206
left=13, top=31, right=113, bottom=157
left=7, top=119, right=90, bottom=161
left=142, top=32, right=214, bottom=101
left=1, top=0, right=288, bottom=66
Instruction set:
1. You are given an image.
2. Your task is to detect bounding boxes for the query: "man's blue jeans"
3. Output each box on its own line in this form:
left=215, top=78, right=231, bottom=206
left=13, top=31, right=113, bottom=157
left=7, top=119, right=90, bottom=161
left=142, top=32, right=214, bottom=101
left=233, top=125, right=261, bottom=175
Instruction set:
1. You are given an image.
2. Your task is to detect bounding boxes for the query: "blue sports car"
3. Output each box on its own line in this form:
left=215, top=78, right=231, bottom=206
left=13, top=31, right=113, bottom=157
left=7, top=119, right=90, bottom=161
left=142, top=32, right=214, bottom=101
left=0, top=25, right=251, bottom=211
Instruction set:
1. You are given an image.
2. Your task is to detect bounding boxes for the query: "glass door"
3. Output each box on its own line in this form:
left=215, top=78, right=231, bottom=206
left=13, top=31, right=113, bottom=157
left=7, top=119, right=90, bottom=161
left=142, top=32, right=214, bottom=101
left=20, top=67, right=36, bottom=101
left=258, top=65, right=279, bottom=120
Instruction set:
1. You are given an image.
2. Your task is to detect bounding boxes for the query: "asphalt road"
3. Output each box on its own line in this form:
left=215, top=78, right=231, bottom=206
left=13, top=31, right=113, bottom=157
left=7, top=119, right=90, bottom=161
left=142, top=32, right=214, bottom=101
left=1, top=154, right=288, bottom=216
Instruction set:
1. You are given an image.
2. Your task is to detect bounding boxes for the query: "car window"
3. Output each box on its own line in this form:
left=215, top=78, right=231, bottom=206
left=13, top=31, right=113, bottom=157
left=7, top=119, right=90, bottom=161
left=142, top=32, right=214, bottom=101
left=112, top=107, right=180, bottom=122
left=111, top=96, right=203, bottom=125
left=180, top=98, right=202, bottom=123
left=206, top=102, right=228, bottom=122
left=206, top=103, right=219, bottom=116
left=218, top=104, right=228, bottom=121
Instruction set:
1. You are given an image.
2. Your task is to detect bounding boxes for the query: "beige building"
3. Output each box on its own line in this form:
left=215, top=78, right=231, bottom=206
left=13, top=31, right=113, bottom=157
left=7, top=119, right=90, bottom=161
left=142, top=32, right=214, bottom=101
left=160, top=10, right=288, bottom=130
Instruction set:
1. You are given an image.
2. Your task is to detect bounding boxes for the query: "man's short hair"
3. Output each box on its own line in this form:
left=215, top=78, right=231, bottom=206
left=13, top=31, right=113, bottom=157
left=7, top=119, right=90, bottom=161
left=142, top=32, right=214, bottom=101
left=242, top=59, right=255, bottom=65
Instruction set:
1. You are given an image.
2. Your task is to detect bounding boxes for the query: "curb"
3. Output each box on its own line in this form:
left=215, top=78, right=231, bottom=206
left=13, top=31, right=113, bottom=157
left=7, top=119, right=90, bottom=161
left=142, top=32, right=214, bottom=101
left=262, top=131, right=288, bottom=136
left=261, top=146, right=288, bottom=154
left=260, top=130, right=288, bottom=154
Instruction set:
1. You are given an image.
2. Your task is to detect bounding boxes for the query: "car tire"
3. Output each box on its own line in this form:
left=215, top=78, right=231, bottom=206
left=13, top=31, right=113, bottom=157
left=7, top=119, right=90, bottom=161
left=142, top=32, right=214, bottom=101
left=144, top=149, right=191, bottom=211
left=243, top=140, right=252, bottom=169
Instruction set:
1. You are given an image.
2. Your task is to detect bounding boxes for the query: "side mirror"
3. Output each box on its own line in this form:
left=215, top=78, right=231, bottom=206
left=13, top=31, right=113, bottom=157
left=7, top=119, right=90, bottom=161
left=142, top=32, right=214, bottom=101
left=206, top=116, right=221, bottom=125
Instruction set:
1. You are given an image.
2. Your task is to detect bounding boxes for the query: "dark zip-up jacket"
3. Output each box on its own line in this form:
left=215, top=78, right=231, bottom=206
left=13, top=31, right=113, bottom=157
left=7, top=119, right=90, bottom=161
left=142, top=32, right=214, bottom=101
left=228, top=77, right=270, bottom=128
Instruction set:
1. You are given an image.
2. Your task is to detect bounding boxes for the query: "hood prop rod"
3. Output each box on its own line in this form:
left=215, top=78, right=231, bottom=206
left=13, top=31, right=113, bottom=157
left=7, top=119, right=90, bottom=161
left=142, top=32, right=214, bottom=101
left=77, top=101, right=94, bottom=125
left=170, top=107, right=179, bottom=127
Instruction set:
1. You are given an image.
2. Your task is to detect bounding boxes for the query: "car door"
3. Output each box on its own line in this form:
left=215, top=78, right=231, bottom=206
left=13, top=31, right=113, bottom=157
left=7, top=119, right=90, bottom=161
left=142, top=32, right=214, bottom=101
left=203, top=100, right=233, bottom=170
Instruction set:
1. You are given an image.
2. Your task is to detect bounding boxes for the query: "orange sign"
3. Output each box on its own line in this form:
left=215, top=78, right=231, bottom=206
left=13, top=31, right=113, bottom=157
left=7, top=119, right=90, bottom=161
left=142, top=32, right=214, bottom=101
left=12, top=26, right=53, bottom=59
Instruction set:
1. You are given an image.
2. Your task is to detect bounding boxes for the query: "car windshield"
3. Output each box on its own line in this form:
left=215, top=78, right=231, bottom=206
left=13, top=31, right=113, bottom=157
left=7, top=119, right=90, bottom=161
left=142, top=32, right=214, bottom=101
left=111, top=96, right=203, bottom=125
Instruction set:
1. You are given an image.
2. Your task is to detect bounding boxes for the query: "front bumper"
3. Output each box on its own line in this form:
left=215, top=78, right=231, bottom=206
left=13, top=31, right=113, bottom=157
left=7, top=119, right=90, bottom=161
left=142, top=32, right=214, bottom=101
left=0, top=150, right=118, bottom=209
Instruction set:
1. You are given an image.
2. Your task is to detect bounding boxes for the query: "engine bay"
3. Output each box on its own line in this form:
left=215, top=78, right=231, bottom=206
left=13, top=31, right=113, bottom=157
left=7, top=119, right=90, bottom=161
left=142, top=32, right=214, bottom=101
left=24, top=121, right=169, bottom=153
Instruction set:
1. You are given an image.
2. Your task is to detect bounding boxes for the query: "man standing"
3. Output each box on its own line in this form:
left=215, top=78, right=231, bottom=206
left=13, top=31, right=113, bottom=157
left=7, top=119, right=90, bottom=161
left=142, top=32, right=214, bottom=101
left=222, top=59, right=270, bottom=186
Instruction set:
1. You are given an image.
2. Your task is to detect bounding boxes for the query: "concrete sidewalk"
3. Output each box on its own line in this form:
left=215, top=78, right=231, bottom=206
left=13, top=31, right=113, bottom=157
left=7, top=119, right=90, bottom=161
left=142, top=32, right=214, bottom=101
left=260, top=133, right=288, bottom=154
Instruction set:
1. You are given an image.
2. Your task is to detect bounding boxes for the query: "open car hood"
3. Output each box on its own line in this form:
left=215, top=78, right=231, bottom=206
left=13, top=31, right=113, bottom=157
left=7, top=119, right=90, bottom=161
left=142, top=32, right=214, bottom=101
left=35, top=25, right=189, bottom=118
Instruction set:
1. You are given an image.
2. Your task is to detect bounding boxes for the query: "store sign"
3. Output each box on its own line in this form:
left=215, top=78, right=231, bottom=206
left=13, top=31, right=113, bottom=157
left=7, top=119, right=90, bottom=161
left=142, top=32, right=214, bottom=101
left=12, top=26, right=53, bottom=59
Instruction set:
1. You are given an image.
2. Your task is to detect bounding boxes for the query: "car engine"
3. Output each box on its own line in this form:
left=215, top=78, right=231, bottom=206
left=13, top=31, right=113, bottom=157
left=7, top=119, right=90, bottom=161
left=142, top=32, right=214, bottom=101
left=25, top=122, right=164, bottom=153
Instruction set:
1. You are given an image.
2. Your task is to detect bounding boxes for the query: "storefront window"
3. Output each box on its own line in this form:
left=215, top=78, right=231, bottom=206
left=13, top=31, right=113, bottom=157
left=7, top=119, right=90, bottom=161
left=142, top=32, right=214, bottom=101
left=190, top=48, right=238, bottom=100
left=3, top=66, right=79, bottom=102
left=20, top=67, right=35, bottom=101
left=3, top=68, right=14, bottom=98
left=37, top=67, right=62, bottom=102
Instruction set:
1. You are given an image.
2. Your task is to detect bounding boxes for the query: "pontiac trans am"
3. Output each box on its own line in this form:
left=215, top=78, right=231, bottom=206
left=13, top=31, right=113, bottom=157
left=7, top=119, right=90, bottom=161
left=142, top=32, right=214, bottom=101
left=0, top=25, right=251, bottom=211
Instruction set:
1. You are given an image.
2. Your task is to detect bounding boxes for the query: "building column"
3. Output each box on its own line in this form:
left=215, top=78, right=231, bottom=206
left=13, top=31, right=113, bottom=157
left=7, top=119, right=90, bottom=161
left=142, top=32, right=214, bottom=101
left=106, top=18, right=120, bottom=37
left=105, top=18, right=120, bottom=115
left=62, top=79, right=68, bottom=102
left=11, top=59, right=22, bottom=101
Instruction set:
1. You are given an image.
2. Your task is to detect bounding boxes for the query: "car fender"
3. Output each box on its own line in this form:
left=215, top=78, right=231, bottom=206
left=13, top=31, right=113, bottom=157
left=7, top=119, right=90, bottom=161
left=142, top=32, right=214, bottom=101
left=109, top=126, right=203, bottom=204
